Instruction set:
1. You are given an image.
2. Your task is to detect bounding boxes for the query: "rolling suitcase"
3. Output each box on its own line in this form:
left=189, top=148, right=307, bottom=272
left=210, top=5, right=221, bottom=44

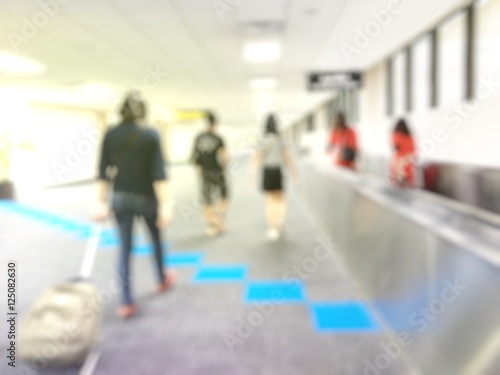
left=18, top=225, right=104, bottom=373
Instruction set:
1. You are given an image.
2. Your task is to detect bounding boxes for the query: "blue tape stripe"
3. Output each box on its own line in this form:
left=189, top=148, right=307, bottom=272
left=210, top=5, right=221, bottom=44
left=311, top=302, right=379, bottom=332
left=194, top=266, right=248, bottom=283
left=245, top=281, right=305, bottom=303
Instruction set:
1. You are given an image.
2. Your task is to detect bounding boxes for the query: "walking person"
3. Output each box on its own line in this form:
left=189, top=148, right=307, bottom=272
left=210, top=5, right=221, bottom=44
left=94, top=91, right=176, bottom=319
left=191, top=111, right=229, bottom=237
left=328, top=112, right=358, bottom=170
left=390, top=119, right=416, bottom=188
left=252, top=114, right=298, bottom=241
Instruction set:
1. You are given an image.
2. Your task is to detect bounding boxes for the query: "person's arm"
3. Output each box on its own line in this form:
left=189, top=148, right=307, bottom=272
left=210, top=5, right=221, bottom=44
left=218, top=139, right=229, bottom=169
left=393, top=133, right=405, bottom=154
left=154, top=180, right=174, bottom=228
left=94, top=180, right=110, bottom=221
left=94, top=130, right=111, bottom=222
left=151, top=132, right=174, bottom=228
left=191, top=135, right=200, bottom=164
left=191, top=136, right=203, bottom=176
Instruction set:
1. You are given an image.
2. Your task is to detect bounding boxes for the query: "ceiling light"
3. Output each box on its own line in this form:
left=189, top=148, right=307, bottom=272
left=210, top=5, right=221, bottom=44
left=249, top=77, right=277, bottom=90
left=0, top=51, right=45, bottom=75
left=243, top=41, right=282, bottom=64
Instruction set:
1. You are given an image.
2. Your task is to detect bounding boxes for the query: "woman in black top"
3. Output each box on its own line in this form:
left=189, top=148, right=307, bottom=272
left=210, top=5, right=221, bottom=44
left=94, top=91, right=176, bottom=319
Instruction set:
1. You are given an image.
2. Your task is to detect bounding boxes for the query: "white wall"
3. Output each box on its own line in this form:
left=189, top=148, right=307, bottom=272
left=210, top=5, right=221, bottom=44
left=359, top=62, right=500, bottom=168
left=358, top=0, right=500, bottom=169
left=359, top=63, right=390, bottom=158
left=0, top=99, right=105, bottom=191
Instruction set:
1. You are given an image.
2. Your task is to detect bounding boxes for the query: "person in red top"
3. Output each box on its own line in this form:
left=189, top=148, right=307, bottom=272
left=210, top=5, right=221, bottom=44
left=328, top=112, right=358, bottom=169
left=390, top=119, right=416, bottom=188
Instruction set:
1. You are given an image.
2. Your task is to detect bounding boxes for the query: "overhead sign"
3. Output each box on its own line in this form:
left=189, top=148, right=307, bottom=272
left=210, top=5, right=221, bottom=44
left=308, top=71, right=362, bottom=91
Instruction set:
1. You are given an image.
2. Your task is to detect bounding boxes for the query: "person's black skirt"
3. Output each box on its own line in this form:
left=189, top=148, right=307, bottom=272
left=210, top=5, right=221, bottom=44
left=262, top=167, right=283, bottom=192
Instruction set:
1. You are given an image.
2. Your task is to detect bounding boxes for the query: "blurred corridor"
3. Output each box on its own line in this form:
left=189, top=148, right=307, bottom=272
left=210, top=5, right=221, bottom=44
left=1, top=0, right=500, bottom=374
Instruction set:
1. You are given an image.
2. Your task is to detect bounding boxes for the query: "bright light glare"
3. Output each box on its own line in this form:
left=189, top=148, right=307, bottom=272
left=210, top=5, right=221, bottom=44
left=243, top=41, right=282, bottom=63
left=0, top=51, right=45, bottom=75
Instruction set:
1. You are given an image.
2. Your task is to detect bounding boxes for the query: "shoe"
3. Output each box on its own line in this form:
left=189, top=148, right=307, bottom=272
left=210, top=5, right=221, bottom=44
left=267, top=228, right=280, bottom=241
left=117, top=304, right=138, bottom=319
left=157, top=270, right=178, bottom=293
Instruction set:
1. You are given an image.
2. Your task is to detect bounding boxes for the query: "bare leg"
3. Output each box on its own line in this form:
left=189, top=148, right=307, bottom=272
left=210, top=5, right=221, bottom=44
left=266, top=192, right=284, bottom=240
left=204, top=205, right=219, bottom=236
left=203, top=205, right=214, bottom=223
left=265, top=193, right=276, bottom=229
left=218, top=199, right=228, bottom=217
left=215, top=199, right=228, bottom=232
left=275, top=191, right=286, bottom=230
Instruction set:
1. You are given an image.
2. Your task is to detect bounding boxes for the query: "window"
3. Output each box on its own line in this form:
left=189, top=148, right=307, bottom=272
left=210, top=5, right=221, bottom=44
left=438, top=11, right=467, bottom=106
left=393, top=51, right=407, bottom=116
left=413, top=34, right=432, bottom=111
left=386, top=59, right=393, bottom=115
left=476, top=0, right=500, bottom=98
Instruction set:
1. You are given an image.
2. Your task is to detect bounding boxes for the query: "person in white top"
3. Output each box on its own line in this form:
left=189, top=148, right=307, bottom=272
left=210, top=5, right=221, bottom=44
left=252, top=114, right=298, bottom=241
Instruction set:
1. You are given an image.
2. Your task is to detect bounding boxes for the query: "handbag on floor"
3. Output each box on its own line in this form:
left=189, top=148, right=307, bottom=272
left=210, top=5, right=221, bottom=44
left=18, top=225, right=103, bottom=370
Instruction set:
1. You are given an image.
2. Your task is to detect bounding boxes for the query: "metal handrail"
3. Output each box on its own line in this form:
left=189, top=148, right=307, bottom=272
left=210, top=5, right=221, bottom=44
left=303, top=159, right=500, bottom=267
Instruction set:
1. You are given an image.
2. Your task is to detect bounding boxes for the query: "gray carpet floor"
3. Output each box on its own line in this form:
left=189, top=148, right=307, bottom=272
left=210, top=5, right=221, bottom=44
left=0, top=165, right=412, bottom=375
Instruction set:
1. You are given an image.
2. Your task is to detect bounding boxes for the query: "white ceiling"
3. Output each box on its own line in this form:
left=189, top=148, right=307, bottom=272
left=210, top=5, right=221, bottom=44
left=0, top=0, right=471, bottom=128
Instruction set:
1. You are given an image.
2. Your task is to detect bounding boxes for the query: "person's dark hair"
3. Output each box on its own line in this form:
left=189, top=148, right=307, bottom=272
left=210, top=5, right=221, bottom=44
left=334, top=112, right=347, bottom=130
left=264, top=114, right=279, bottom=135
left=206, top=111, right=217, bottom=127
left=120, top=91, right=146, bottom=122
left=394, top=119, right=411, bottom=136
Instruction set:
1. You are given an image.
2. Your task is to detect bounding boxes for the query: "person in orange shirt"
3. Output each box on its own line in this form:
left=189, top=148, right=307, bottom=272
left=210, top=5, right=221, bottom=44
left=390, top=119, right=416, bottom=188
left=328, top=112, right=358, bottom=170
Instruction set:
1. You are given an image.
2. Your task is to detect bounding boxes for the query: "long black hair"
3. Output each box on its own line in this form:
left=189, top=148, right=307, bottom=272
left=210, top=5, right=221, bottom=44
left=264, top=114, right=279, bottom=135
left=394, top=119, right=411, bottom=136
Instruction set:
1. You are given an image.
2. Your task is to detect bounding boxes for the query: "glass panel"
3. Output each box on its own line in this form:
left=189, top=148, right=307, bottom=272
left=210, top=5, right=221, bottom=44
left=476, top=0, right=500, bottom=98
left=438, top=11, right=466, bottom=106
left=393, top=51, right=406, bottom=116
left=413, top=34, right=432, bottom=112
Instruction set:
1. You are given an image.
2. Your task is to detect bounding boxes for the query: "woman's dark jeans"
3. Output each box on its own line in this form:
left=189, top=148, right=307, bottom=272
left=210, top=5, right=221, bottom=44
left=112, top=192, right=165, bottom=306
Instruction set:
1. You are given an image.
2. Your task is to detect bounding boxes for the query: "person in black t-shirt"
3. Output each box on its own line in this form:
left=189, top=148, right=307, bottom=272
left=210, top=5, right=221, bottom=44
left=191, top=112, right=229, bottom=237
left=94, top=91, right=176, bottom=319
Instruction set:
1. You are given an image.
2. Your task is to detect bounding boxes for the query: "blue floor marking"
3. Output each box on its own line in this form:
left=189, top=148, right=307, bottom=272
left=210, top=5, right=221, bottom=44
left=245, top=281, right=305, bottom=303
left=3, top=200, right=383, bottom=336
left=311, top=302, right=379, bottom=332
left=166, top=253, right=204, bottom=267
left=132, top=243, right=171, bottom=256
left=193, top=266, right=248, bottom=283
